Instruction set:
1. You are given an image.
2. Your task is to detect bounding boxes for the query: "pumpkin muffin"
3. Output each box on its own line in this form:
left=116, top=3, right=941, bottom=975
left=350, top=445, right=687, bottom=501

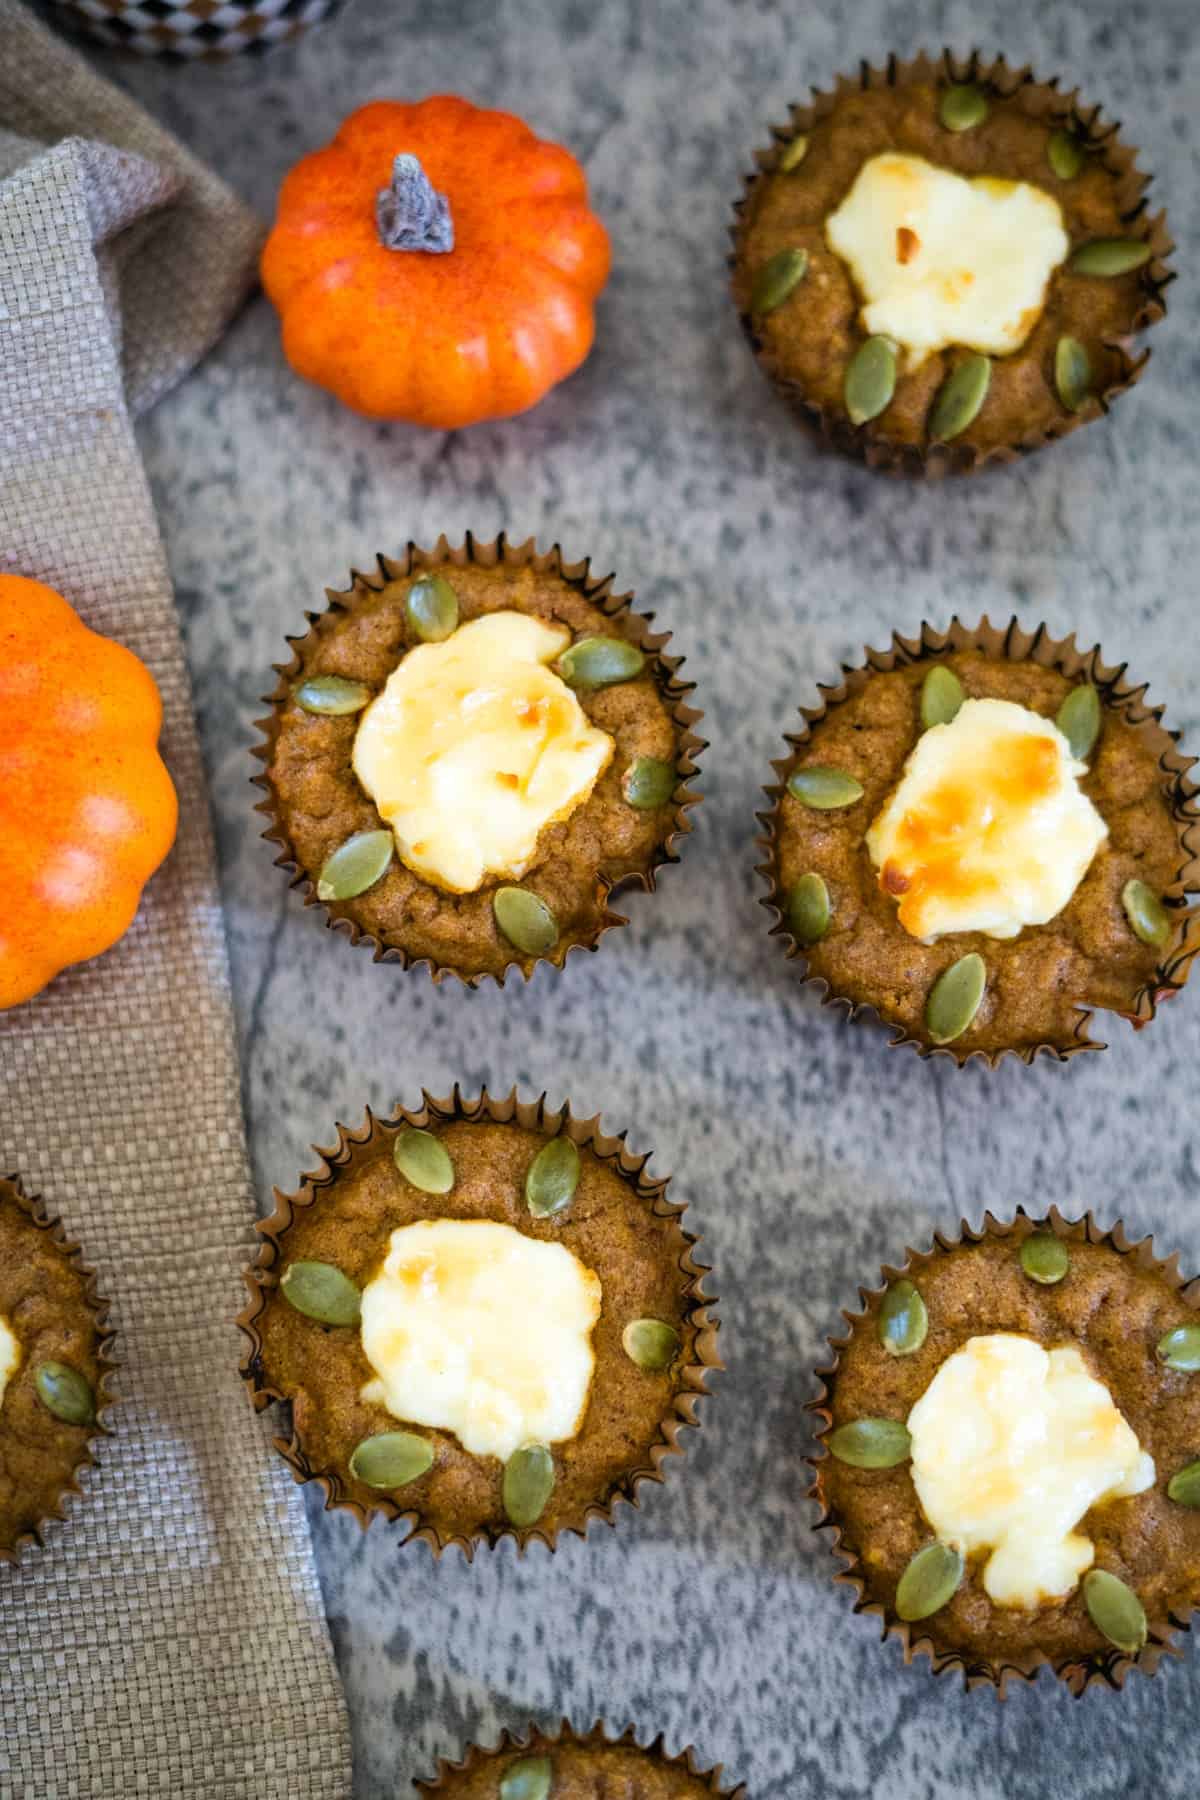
left=759, top=619, right=1199, bottom=1063
left=812, top=1211, right=1200, bottom=1692
left=731, top=50, right=1172, bottom=475
left=416, top=1723, right=744, bottom=1798
left=254, top=535, right=703, bottom=982
left=0, top=1175, right=115, bottom=1560
left=239, top=1091, right=719, bottom=1552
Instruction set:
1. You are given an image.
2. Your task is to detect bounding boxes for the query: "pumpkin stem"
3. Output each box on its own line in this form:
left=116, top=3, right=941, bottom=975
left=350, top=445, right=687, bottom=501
left=376, top=153, right=454, bottom=254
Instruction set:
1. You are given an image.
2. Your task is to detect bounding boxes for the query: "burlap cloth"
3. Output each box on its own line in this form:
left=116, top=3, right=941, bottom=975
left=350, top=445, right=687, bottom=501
left=0, top=6, right=353, bottom=1795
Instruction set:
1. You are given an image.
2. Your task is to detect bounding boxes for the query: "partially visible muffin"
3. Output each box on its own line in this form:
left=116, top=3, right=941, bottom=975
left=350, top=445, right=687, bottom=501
left=415, top=1723, right=744, bottom=1798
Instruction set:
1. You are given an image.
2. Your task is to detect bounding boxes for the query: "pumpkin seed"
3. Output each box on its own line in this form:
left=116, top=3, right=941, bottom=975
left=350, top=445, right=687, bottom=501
left=1167, top=1459, right=1200, bottom=1508
left=1054, top=336, right=1092, bottom=414
left=316, top=829, right=394, bottom=902
left=787, top=766, right=864, bottom=810
left=920, top=665, right=965, bottom=730
left=525, top=1136, right=580, bottom=1218
left=1122, top=879, right=1171, bottom=949
left=393, top=1127, right=454, bottom=1195
left=622, top=755, right=676, bottom=810
left=557, top=635, right=645, bottom=693
left=1070, top=238, right=1153, bottom=278
left=622, top=1318, right=680, bottom=1372
left=827, top=1417, right=911, bottom=1469
left=493, top=886, right=558, bottom=956
left=926, top=952, right=986, bottom=1045
left=1083, top=1569, right=1147, bottom=1655
left=938, top=83, right=988, bottom=132
left=896, top=1542, right=965, bottom=1621
left=280, top=1260, right=361, bottom=1326
left=349, top=1430, right=433, bottom=1490
left=750, top=247, right=809, bottom=316
left=878, top=1279, right=928, bottom=1357
left=844, top=336, right=898, bottom=425
left=1020, top=1234, right=1070, bottom=1286
left=1156, top=1323, right=1200, bottom=1372
left=503, top=1443, right=555, bottom=1527
left=778, top=134, right=809, bottom=173
left=787, top=872, right=830, bottom=945
left=928, top=354, right=992, bottom=442
left=1056, top=682, right=1100, bottom=759
left=500, top=1757, right=553, bottom=1800
left=1047, top=128, right=1085, bottom=181
left=294, top=675, right=371, bottom=716
left=404, top=572, right=459, bottom=642
left=33, top=1362, right=94, bottom=1426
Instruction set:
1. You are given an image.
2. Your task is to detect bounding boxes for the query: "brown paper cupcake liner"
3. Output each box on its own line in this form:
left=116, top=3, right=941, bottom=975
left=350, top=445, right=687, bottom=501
left=252, top=532, right=705, bottom=986
left=0, top=1173, right=117, bottom=1563
left=730, top=49, right=1174, bottom=477
left=757, top=616, right=1200, bottom=1066
left=809, top=1207, right=1200, bottom=1694
left=238, top=1087, right=721, bottom=1557
left=415, top=1719, right=745, bottom=1797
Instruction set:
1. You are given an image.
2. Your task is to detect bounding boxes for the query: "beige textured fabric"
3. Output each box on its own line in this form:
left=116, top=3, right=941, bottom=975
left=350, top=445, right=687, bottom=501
left=0, top=7, right=353, bottom=1796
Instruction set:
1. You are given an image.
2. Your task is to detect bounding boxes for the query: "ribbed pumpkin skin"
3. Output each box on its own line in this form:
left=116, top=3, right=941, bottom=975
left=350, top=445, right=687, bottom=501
left=261, top=95, right=612, bottom=428
left=0, top=574, right=178, bottom=1009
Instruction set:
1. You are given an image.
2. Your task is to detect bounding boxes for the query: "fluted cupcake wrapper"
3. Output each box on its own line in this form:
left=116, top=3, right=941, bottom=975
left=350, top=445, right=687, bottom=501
left=757, top=615, right=1200, bottom=1066
left=252, top=532, right=705, bottom=986
left=237, top=1086, right=721, bottom=1558
left=731, top=48, right=1174, bottom=477
left=414, top=1719, right=745, bottom=1797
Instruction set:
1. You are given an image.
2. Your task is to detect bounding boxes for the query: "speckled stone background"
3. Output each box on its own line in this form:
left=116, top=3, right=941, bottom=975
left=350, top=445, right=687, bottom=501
left=75, top=0, right=1200, bottom=1793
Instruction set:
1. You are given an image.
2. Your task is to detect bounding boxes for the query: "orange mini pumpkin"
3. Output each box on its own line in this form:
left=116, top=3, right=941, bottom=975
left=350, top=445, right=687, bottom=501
left=0, top=575, right=178, bottom=1010
left=261, top=95, right=612, bottom=429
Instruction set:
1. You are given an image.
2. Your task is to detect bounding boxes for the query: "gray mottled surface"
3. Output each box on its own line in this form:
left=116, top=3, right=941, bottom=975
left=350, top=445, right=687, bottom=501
left=92, top=0, right=1200, bottom=1793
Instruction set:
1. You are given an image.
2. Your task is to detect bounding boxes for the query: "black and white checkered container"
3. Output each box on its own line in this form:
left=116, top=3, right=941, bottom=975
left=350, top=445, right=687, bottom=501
left=49, top=0, right=350, bottom=58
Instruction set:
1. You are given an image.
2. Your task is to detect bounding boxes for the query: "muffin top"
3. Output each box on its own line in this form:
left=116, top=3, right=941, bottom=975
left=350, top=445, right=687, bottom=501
left=242, top=1104, right=714, bottom=1547
left=418, top=1732, right=730, bottom=1799
left=767, top=645, right=1191, bottom=1058
left=733, top=65, right=1168, bottom=467
left=816, top=1224, right=1200, bottom=1678
left=260, top=548, right=700, bottom=981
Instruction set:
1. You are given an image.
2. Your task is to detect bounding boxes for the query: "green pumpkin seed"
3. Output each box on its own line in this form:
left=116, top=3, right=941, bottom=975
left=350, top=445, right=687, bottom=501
left=316, top=829, right=394, bottom=902
left=1083, top=1568, right=1147, bottom=1655
left=503, top=1443, right=555, bottom=1527
left=1054, top=336, right=1092, bottom=415
left=280, top=1260, right=361, bottom=1326
left=938, top=83, right=988, bottom=132
left=778, top=134, right=809, bottom=173
left=404, top=572, right=459, bottom=642
left=1020, top=1234, right=1070, bottom=1286
left=525, top=1136, right=580, bottom=1218
left=393, top=1127, right=454, bottom=1195
left=1047, top=128, right=1085, bottom=181
left=896, top=1542, right=965, bottom=1621
left=33, top=1362, right=94, bottom=1426
left=878, top=1279, right=928, bottom=1358
left=928, top=354, right=992, bottom=442
left=787, top=872, right=830, bottom=945
left=557, top=635, right=645, bottom=693
left=1156, top=1323, right=1200, bottom=1372
left=1167, top=1459, right=1200, bottom=1508
left=926, top=952, right=986, bottom=1045
left=348, top=1430, right=433, bottom=1490
left=622, top=1318, right=680, bottom=1371
left=294, top=675, right=371, bottom=716
left=844, top=336, right=898, bottom=426
left=493, top=886, right=558, bottom=956
left=622, top=755, right=676, bottom=810
left=787, top=766, right=864, bottom=810
left=1070, top=238, right=1153, bottom=278
left=1122, top=879, right=1171, bottom=949
left=750, top=247, right=809, bottom=316
left=828, top=1417, right=911, bottom=1469
left=920, top=665, right=965, bottom=730
left=500, top=1757, right=553, bottom=1800
left=1056, top=683, right=1101, bottom=759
